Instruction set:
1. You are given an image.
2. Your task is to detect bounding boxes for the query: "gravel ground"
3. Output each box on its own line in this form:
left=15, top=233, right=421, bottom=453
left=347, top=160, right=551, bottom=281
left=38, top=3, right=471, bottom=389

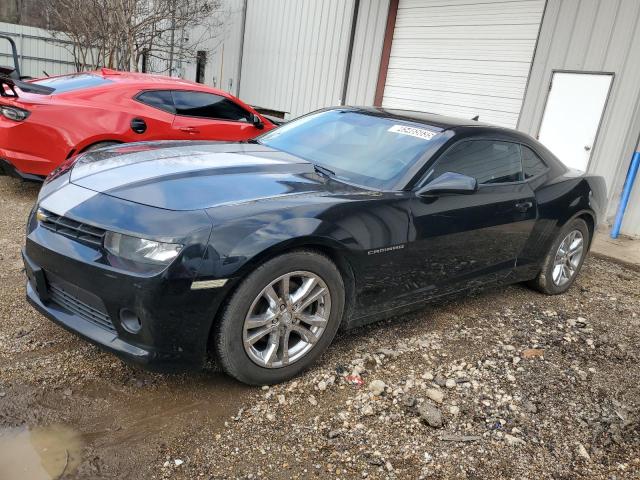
left=0, top=175, right=639, bottom=480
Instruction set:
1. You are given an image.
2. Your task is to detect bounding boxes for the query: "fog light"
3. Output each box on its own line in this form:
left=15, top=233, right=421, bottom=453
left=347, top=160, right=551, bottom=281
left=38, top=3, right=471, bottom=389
left=120, top=309, right=141, bottom=333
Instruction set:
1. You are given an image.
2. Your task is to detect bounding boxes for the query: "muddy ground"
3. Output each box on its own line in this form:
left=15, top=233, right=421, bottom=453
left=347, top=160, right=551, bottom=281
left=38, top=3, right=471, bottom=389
left=0, top=176, right=639, bottom=480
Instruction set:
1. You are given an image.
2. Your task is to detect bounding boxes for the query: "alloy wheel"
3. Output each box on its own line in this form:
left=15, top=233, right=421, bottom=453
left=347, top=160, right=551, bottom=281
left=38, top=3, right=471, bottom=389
left=552, top=229, right=584, bottom=287
left=242, top=271, right=331, bottom=368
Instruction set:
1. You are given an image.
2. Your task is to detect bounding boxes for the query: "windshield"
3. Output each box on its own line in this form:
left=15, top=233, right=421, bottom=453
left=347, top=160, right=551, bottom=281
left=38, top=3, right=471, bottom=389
left=258, top=109, right=441, bottom=189
left=33, top=73, right=113, bottom=94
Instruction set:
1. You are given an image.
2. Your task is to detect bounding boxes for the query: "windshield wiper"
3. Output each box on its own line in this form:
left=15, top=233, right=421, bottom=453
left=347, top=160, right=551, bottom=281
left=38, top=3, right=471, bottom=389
left=313, top=164, right=336, bottom=178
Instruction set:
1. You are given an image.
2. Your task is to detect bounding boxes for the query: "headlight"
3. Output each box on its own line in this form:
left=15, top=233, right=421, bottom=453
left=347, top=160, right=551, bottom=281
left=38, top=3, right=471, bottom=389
left=0, top=105, right=30, bottom=122
left=45, top=154, right=81, bottom=184
left=104, top=232, right=183, bottom=265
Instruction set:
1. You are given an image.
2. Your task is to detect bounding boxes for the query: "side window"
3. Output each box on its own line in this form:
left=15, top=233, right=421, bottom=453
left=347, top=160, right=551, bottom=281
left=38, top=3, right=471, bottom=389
left=136, top=90, right=175, bottom=113
left=428, top=140, right=523, bottom=185
left=172, top=91, right=251, bottom=122
left=521, top=145, right=548, bottom=179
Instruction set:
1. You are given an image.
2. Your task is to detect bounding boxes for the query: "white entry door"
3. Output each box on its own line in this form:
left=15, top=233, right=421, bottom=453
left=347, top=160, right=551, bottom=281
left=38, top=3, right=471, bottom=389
left=538, top=72, right=613, bottom=171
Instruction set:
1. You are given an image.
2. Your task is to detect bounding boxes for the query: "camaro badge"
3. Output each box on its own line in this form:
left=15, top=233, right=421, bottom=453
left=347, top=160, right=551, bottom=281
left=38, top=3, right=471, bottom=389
left=367, top=244, right=405, bottom=255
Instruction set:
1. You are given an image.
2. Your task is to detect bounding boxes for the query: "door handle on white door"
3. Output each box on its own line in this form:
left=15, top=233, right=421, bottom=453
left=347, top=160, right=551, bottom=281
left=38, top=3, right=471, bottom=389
left=584, top=145, right=591, bottom=151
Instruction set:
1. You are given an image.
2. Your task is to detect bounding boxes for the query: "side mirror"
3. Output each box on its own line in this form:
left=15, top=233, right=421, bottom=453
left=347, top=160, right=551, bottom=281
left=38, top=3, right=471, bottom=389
left=416, top=172, right=477, bottom=197
left=252, top=113, right=264, bottom=130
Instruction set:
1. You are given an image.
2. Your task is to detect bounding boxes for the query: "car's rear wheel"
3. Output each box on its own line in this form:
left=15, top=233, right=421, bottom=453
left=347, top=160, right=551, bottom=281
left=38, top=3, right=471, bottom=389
left=528, top=218, right=590, bottom=295
left=214, top=250, right=345, bottom=385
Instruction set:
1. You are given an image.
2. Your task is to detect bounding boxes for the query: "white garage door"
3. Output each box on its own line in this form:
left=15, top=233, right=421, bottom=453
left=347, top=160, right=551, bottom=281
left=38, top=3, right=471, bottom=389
left=382, top=0, right=545, bottom=128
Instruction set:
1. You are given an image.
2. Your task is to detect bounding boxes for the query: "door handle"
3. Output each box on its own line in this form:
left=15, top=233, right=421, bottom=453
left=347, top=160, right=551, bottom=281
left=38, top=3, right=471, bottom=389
left=515, top=201, right=533, bottom=212
left=179, top=126, right=200, bottom=134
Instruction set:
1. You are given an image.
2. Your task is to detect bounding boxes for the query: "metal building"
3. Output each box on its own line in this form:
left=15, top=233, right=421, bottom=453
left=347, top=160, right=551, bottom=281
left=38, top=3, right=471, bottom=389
left=3, top=0, right=639, bottom=237
left=518, top=0, right=640, bottom=238
left=0, top=21, right=77, bottom=77
left=238, top=0, right=389, bottom=118
left=207, top=0, right=639, bottom=238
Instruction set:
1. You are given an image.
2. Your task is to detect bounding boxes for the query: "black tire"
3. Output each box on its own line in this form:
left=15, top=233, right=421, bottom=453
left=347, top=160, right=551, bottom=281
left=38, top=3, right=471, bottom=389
left=214, top=250, right=345, bottom=385
left=527, top=218, right=590, bottom=295
left=83, top=141, right=120, bottom=152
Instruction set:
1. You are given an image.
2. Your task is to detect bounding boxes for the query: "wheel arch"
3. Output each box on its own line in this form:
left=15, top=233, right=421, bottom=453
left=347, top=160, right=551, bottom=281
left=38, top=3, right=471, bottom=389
left=251, top=238, right=357, bottom=325
left=78, top=139, right=124, bottom=153
left=205, top=237, right=358, bottom=357
left=564, top=209, right=596, bottom=250
left=576, top=211, right=595, bottom=248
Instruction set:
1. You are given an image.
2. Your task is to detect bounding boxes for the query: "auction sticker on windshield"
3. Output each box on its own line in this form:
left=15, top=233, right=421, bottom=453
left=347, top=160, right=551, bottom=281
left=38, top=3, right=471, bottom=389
left=388, top=124, right=437, bottom=141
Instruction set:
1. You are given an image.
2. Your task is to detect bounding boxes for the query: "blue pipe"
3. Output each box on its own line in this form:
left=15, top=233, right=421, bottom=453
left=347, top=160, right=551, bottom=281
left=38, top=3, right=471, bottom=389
left=611, top=149, right=640, bottom=238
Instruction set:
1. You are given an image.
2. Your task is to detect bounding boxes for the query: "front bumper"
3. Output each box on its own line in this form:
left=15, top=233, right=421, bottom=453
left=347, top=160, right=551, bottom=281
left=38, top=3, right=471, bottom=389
left=26, top=281, right=153, bottom=365
left=23, top=228, right=228, bottom=373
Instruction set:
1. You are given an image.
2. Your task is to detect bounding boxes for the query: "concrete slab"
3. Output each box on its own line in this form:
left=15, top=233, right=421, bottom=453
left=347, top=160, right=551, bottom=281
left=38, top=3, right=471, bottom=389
left=591, top=231, right=640, bottom=269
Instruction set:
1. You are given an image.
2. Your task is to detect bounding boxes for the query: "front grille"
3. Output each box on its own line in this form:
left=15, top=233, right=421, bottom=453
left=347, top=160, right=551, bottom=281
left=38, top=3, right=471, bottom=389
left=49, top=284, right=116, bottom=333
left=38, top=209, right=106, bottom=247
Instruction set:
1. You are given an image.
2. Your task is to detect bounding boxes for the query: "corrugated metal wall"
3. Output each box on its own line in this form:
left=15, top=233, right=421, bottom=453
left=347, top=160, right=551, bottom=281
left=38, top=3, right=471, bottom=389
left=0, top=22, right=77, bottom=78
left=344, top=0, right=390, bottom=106
left=381, top=0, right=545, bottom=128
left=239, top=0, right=388, bottom=119
left=240, top=0, right=355, bottom=118
left=181, top=0, right=246, bottom=94
left=518, top=0, right=640, bottom=237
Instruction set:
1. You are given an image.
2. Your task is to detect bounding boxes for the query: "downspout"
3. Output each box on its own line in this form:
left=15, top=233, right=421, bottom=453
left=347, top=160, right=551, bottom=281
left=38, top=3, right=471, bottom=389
left=235, top=0, right=248, bottom=97
left=611, top=142, right=640, bottom=238
left=340, top=0, right=360, bottom=105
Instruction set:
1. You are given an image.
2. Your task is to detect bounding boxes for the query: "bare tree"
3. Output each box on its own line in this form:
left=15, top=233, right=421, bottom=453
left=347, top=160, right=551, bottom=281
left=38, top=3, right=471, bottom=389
left=13, top=0, right=24, bottom=24
left=43, top=0, right=224, bottom=74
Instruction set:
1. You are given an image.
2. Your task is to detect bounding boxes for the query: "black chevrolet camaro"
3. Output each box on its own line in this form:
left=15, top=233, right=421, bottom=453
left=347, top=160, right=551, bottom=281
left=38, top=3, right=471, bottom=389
left=23, top=107, right=606, bottom=385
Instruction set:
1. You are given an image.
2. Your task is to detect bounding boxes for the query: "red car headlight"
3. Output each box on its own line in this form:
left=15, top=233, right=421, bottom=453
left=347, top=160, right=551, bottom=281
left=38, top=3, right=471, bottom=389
left=0, top=105, right=30, bottom=122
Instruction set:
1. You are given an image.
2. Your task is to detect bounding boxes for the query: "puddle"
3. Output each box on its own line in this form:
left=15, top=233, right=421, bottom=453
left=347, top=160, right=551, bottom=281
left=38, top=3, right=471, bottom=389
left=0, top=373, right=253, bottom=478
left=77, top=372, right=250, bottom=445
left=0, top=425, right=82, bottom=480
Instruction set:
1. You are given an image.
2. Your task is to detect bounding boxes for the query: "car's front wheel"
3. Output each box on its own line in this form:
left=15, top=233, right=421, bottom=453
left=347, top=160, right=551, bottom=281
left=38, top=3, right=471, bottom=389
left=214, top=250, right=345, bottom=385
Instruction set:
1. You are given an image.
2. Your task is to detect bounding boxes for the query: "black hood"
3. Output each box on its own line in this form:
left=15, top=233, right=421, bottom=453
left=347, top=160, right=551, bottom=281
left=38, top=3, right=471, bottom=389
left=69, top=141, right=349, bottom=211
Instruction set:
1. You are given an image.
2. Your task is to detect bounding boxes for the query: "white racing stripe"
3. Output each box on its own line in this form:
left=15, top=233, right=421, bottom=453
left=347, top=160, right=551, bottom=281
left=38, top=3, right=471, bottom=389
left=39, top=183, right=99, bottom=216
left=72, top=152, right=291, bottom=193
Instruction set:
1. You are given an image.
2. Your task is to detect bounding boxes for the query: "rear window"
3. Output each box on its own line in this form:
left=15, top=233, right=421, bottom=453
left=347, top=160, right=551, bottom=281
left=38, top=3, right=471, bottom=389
left=136, top=90, right=176, bottom=113
left=521, top=145, right=548, bottom=178
left=32, top=74, right=113, bottom=94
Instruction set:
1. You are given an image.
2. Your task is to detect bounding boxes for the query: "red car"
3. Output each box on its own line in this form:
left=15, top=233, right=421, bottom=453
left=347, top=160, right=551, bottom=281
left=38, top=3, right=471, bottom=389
left=0, top=68, right=276, bottom=179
